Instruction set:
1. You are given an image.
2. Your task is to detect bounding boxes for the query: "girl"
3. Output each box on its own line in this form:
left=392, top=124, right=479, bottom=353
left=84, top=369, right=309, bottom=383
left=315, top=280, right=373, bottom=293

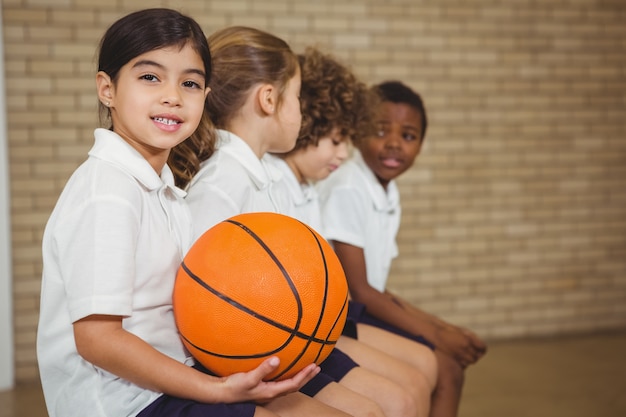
left=37, top=9, right=341, bottom=417
left=170, top=26, right=418, bottom=417
left=267, top=47, right=438, bottom=417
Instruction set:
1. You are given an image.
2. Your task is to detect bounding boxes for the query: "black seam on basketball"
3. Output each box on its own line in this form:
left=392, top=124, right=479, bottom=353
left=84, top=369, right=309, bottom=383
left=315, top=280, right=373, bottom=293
left=272, top=222, right=335, bottom=380
left=225, top=219, right=303, bottom=332
left=179, top=261, right=334, bottom=346
left=179, top=332, right=284, bottom=359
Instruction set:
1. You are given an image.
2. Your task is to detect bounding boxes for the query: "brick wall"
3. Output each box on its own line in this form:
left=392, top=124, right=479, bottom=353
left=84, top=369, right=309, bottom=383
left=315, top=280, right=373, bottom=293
left=3, top=0, right=625, bottom=382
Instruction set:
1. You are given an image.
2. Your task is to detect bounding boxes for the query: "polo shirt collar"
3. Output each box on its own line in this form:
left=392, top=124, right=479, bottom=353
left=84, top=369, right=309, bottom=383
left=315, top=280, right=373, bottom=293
left=266, top=154, right=315, bottom=206
left=353, top=149, right=399, bottom=213
left=216, top=129, right=283, bottom=190
left=89, top=128, right=186, bottom=198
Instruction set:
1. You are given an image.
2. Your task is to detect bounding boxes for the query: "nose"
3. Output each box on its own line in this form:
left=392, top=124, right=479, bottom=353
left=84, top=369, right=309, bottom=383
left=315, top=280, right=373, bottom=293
left=161, top=82, right=182, bottom=106
left=384, top=128, right=402, bottom=149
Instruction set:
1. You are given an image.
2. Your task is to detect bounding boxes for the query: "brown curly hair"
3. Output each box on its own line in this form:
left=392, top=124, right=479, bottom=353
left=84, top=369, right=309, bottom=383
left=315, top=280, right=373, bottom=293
left=287, top=47, right=377, bottom=154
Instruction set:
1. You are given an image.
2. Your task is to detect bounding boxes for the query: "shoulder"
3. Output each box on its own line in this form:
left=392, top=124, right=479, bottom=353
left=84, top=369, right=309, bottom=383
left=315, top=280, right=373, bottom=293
left=63, top=157, right=145, bottom=209
left=187, top=150, right=249, bottom=196
left=317, top=158, right=365, bottom=196
left=48, top=158, right=145, bottom=234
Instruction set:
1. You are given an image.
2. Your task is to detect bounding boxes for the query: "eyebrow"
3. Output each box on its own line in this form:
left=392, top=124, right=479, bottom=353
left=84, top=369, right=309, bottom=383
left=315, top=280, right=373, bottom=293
left=132, top=59, right=206, bottom=78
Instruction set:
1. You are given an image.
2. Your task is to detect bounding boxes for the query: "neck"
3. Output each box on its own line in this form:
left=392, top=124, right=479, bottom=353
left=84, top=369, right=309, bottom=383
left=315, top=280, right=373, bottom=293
left=224, top=121, right=267, bottom=159
left=284, top=155, right=304, bottom=183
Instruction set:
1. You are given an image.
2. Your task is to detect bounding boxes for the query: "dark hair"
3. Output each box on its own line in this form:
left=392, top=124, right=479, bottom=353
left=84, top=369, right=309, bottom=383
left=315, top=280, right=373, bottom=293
left=287, top=47, right=376, bottom=153
left=373, top=81, right=428, bottom=140
left=97, top=8, right=212, bottom=127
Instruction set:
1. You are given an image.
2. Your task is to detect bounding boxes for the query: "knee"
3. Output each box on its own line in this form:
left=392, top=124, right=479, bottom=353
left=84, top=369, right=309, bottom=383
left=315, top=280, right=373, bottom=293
left=403, top=363, right=436, bottom=398
left=361, top=397, right=387, bottom=417
left=419, top=348, right=439, bottom=391
left=437, top=353, right=465, bottom=391
left=387, top=385, right=420, bottom=417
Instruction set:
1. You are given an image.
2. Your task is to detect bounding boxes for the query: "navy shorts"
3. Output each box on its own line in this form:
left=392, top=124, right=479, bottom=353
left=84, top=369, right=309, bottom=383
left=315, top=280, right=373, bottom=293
left=300, top=348, right=359, bottom=397
left=347, top=301, right=436, bottom=351
left=342, top=312, right=359, bottom=339
left=137, top=363, right=256, bottom=417
left=136, top=364, right=255, bottom=417
left=137, top=395, right=256, bottom=417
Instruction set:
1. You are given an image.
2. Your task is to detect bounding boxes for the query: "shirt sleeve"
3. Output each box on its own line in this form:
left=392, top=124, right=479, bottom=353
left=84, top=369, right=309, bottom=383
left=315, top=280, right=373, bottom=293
left=54, top=194, right=140, bottom=323
left=319, top=184, right=369, bottom=249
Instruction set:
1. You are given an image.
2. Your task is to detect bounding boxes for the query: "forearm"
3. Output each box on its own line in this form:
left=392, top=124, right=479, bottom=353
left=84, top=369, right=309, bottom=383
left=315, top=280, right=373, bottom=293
left=385, top=291, right=449, bottom=328
left=352, top=287, right=441, bottom=342
left=74, top=317, right=230, bottom=404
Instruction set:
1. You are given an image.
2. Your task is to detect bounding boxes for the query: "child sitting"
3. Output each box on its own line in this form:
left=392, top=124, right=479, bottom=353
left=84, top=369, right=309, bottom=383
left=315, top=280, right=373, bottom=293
left=317, top=80, right=488, bottom=417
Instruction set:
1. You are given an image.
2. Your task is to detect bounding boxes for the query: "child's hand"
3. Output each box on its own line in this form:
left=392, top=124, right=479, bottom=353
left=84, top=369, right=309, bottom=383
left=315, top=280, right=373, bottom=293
left=434, top=326, right=484, bottom=368
left=459, top=326, right=487, bottom=359
left=219, top=357, right=320, bottom=404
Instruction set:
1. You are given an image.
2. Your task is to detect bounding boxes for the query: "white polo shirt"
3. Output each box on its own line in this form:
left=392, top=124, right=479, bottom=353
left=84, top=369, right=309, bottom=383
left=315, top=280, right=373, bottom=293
left=37, top=128, right=194, bottom=417
left=264, top=154, right=324, bottom=235
left=316, top=149, right=400, bottom=293
left=185, top=129, right=287, bottom=240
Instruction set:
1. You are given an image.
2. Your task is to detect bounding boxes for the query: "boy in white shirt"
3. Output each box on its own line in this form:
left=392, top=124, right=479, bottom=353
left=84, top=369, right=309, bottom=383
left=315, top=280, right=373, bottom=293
left=317, top=81, right=488, bottom=417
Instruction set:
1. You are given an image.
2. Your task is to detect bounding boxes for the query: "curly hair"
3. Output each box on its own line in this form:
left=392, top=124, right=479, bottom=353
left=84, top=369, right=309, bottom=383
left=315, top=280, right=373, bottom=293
left=288, top=47, right=377, bottom=154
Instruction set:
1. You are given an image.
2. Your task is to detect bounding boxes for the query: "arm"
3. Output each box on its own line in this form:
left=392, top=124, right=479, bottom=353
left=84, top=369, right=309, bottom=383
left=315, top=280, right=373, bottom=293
left=74, top=315, right=319, bottom=404
left=387, top=293, right=487, bottom=365
left=332, top=241, right=485, bottom=367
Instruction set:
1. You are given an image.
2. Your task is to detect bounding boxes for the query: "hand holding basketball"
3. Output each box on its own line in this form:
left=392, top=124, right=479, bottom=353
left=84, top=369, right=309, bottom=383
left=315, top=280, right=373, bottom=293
left=219, top=357, right=321, bottom=404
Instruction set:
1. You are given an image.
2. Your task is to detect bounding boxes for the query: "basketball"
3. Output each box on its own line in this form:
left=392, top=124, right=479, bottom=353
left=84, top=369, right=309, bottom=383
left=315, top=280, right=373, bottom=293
left=173, top=212, right=349, bottom=381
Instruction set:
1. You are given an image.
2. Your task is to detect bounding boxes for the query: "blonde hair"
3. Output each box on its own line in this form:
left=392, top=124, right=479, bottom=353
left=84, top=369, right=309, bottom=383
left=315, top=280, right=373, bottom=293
left=205, top=26, right=299, bottom=129
left=169, top=26, right=298, bottom=188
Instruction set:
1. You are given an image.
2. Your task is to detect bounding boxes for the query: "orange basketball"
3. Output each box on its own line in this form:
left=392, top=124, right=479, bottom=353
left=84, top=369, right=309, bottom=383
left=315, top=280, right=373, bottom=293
left=173, top=212, right=349, bottom=381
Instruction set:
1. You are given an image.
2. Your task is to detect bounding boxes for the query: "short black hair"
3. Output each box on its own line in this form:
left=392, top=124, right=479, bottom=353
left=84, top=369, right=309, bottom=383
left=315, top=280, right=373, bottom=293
left=373, top=81, right=428, bottom=140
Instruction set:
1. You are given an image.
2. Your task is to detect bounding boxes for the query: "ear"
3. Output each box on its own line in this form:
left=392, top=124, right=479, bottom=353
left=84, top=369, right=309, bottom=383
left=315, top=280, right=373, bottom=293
left=256, top=83, right=277, bottom=116
left=96, top=71, right=114, bottom=108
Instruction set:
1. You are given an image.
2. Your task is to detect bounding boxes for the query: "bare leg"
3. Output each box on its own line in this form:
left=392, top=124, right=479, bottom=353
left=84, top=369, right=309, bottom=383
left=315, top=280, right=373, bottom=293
left=338, top=336, right=431, bottom=417
left=355, top=324, right=438, bottom=390
left=356, top=322, right=463, bottom=417
left=264, top=391, right=352, bottom=417
left=314, top=381, right=386, bottom=417
left=428, top=351, right=464, bottom=417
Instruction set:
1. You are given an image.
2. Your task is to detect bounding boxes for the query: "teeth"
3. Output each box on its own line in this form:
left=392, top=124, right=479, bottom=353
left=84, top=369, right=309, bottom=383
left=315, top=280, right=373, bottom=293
left=154, top=117, right=179, bottom=125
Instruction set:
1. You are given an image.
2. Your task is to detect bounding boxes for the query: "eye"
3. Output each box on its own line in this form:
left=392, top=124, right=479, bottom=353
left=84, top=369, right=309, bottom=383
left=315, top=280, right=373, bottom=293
left=402, top=132, right=418, bottom=142
left=140, top=74, right=159, bottom=82
left=182, top=80, right=203, bottom=89
left=375, top=124, right=387, bottom=138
